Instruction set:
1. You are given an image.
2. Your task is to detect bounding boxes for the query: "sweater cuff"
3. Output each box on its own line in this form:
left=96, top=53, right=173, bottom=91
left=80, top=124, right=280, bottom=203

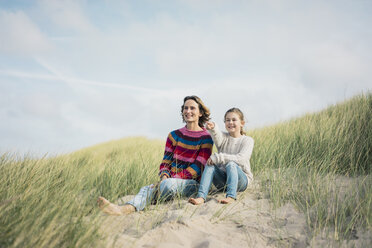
left=159, top=170, right=171, bottom=179
left=210, top=154, right=218, bottom=165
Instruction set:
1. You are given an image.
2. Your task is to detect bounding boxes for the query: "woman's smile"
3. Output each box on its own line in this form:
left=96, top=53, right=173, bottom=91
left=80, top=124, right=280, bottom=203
left=183, top=100, right=201, bottom=123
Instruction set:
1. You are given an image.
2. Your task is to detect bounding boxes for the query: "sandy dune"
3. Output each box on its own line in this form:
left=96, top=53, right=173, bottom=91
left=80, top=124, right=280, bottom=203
left=98, top=181, right=370, bottom=248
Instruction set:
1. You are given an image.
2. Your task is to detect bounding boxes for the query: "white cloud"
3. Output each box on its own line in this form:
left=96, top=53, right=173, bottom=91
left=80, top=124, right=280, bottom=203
left=37, top=0, right=97, bottom=34
left=0, top=10, right=52, bottom=55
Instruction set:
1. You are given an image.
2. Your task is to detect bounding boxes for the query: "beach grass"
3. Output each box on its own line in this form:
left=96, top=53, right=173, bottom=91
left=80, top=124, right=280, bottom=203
left=249, top=92, right=371, bottom=240
left=0, top=137, right=164, bottom=247
left=0, top=92, right=371, bottom=247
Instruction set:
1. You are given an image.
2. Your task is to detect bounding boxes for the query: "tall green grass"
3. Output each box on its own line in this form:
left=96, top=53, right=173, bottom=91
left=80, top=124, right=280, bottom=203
left=0, top=93, right=371, bottom=247
left=248, top=92, right=371, bottom=240
left=250, top=93, right=371, bottom=174
left=0, top=137, right=164, bottom=247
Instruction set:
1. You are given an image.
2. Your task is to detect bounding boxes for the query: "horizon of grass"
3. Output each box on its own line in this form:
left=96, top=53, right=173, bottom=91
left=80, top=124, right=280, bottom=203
left=0, top=92, right=371, bottom=247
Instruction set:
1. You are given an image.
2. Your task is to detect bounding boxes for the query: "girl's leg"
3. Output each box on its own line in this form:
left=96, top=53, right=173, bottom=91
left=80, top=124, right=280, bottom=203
left=189, top=165, right=217, bottom=205
left=225, top=161, right=248, bottom=200
left=211, top=166, right=227, bottom=192
left=196, top=165, right=216, bottom=200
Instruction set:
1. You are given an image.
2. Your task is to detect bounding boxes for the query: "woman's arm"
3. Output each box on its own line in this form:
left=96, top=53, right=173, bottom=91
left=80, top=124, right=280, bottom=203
left=158, top=132, right=176, bottom=179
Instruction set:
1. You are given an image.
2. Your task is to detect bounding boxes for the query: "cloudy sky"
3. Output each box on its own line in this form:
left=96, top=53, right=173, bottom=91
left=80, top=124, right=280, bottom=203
left=1, top=0, right=371, bottom=156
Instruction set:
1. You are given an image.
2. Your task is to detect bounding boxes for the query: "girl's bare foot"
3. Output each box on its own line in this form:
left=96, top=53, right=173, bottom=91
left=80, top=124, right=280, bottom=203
left=188, top=197, right=205, bottom=205
left=97, top=196, right=135, bottom=215
left=219, top=197, right=235, bottom=204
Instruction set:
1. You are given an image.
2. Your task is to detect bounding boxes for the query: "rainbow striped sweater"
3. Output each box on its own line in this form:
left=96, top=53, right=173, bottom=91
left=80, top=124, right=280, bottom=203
left=159, top=126, right=213, bottom=182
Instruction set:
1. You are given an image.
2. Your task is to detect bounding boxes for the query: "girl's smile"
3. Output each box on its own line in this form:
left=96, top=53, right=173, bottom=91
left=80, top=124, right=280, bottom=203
left=224, top=112, right=244, bottom=138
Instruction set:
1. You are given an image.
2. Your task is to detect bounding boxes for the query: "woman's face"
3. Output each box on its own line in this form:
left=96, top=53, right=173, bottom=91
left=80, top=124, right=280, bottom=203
left=183, top=99, right=202, bottom=124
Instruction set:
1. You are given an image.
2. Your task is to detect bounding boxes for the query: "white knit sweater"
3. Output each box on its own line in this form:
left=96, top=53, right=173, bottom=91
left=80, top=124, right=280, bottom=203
left=208, top=123, right=254, bottom=181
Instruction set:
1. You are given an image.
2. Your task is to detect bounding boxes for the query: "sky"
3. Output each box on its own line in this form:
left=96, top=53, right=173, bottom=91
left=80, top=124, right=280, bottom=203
left=0, top=0, right=371, bottom=156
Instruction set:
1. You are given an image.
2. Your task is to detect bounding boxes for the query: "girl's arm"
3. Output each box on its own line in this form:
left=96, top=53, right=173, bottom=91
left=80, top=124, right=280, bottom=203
left=207, top=122, right=227, bottom=149
left=210, top=137, right=254, bottom=166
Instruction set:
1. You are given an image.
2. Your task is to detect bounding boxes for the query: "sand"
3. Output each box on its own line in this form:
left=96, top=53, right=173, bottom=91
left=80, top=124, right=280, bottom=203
left=98, top=180, right=371, bottom=248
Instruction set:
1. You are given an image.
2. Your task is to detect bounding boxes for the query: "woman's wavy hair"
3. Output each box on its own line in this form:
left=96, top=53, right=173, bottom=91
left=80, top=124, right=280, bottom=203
left=181, top=95, right=211, bottom=127
left=224, top=107, right=246, bottom=135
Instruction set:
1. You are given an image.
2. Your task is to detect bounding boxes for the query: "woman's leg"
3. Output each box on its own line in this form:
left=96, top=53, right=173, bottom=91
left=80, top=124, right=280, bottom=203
left=158, top=178, right=199, bottom=201
left=224, top=161, right=248, bottom=200
left=125, top=184, right=157, bottom=211
left=97, top=197, right=136, bottom=215
left=99, top=184, right=155, bottom=214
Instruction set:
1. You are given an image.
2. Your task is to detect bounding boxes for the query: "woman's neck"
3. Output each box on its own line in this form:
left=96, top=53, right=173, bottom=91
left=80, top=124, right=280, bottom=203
left=186, top=122, right=203, bottom=131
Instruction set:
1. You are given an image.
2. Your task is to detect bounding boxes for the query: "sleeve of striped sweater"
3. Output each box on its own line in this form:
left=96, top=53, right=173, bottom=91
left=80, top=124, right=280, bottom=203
left=158, top=132, right=176, bottom=179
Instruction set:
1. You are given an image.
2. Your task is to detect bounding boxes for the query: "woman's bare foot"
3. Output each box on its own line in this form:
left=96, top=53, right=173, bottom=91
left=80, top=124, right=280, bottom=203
left=219, top=197, right=235, bottom=204
left=97, top=196, right=135, bottom=215
left=188, top=197, right=205, bottom=205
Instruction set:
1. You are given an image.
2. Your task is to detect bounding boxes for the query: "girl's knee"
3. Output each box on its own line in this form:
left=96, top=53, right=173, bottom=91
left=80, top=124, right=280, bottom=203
left=204, top=165, right=215, bottom=172
left=226, top=161, right=238, bottom=169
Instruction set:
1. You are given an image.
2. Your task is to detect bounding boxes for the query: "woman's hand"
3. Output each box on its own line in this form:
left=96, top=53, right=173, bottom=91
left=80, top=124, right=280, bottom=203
left=205, top=121, right=215, bottom=130
left=152, top=175, right=168, bottom=188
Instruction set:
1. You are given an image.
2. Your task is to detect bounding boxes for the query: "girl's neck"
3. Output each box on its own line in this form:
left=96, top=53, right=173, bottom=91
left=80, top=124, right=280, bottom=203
left=229, top=131, right=242, bottom=138
left=186, top=122, right=203, bottom=131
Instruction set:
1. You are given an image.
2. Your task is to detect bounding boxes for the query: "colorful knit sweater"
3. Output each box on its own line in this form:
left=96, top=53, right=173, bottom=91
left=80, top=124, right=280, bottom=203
left=159, top=126, right=213, bottom=182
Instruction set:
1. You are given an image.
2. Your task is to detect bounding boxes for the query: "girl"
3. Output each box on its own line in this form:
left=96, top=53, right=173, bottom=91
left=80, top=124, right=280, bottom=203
left=98, top=96, right=213, bottom=215
left=189, top=108, right=254, bottom=205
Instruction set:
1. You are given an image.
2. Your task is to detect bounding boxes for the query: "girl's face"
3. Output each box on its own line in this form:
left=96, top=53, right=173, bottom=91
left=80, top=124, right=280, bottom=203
left=183, top=99, right=202, bottom=124
left=224, top=112, right=244, bottom=137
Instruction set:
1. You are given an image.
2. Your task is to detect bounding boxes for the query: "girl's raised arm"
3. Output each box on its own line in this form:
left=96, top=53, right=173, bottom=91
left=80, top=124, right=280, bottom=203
left=207, top=122, right=226, bottom=148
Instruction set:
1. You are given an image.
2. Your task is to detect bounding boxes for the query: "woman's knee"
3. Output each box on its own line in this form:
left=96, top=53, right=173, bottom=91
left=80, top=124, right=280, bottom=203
left=159, top=178, right=176, bottom=191
left=159, top=178, right=177, bottom=199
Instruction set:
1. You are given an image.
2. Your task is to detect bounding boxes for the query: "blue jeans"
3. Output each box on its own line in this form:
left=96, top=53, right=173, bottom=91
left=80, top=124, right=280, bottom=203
left=197, top=161, right=248, bottom=200
left=125, top=178, right=199, bottom=211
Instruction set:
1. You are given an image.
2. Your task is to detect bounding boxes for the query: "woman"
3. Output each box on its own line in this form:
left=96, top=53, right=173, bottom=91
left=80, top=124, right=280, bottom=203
left=98, top=95, right=213, bottom=215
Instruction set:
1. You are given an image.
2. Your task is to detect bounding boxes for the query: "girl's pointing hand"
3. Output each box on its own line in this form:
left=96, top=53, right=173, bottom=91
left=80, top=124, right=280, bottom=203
left=205, top=121, right=215, bottom=130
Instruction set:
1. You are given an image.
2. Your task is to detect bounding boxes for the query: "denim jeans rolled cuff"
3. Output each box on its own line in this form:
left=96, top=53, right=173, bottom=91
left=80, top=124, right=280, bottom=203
left=126, top=178, right=199, bottom=211
left=125, top=184, right=155, bottom=211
